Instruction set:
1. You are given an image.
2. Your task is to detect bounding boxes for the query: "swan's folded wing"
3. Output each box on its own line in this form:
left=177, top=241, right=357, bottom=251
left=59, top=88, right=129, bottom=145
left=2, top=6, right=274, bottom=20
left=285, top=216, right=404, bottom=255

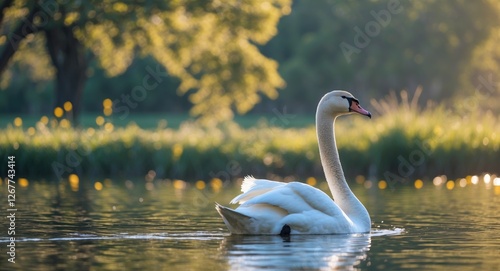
left=238, top=182, right=343, bottom=218
left=230, top=177, right=286, bottom=204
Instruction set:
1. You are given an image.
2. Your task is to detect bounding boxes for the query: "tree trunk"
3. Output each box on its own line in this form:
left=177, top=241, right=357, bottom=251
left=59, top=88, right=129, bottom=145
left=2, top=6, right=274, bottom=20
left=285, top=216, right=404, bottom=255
left=45, top=26, right=88, bottom=125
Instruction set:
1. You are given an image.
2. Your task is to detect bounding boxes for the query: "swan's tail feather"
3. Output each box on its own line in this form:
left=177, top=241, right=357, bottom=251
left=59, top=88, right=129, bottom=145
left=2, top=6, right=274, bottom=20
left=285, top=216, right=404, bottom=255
left=215, top=203, right=252, bottom=234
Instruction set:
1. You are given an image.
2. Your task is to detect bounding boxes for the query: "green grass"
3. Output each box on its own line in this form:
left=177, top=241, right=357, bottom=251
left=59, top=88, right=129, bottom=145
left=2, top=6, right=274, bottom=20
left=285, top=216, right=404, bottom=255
left=1, top=113, right=190, bottom=130
left=1, top=113, right=315, bottom=130
left=1, top=92, right=499, bottom=183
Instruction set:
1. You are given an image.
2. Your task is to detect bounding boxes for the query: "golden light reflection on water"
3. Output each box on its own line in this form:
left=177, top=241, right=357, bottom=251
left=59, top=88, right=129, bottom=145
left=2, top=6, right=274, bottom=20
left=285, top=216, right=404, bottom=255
left=446, top=180, right=455, bottom=190
left=494, top=177, right=500, bottom=186
left=68, top=174, right=79, bottom=191
left=173, top=179, right=187, bottom=190
left=14, top=173, right=496, bottom=197
left=471, top=175, right=479, bottom=184
left=414, top=179, right=423, bottom=189
left=378, top=180, right=387, bottom=190
left=18, top=178, right=29, bottom=187
left=211, top=178, right=223, bottom=191
left=196, top=180, right=206, bottom=190
left=11, top=172, right=500, bottom=200
left=484, top=173, right=491, bottom=184
left=5, top=175, right=499, bottom=271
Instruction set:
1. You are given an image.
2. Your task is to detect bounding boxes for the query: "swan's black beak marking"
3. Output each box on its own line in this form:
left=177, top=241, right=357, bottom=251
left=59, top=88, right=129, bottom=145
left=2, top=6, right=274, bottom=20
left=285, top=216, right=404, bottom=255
left=342, top=95, right=372, bottom=118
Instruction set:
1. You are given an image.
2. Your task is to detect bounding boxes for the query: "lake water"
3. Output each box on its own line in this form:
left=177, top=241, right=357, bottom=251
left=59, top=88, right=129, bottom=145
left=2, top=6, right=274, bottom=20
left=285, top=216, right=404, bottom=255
left=1, top=177, right=499, bottom=270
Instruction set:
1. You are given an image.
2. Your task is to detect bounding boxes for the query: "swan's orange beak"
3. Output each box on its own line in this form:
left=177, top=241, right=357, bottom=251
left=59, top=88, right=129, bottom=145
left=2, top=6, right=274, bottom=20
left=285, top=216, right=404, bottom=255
left=350, top=102, right=372, bottom=118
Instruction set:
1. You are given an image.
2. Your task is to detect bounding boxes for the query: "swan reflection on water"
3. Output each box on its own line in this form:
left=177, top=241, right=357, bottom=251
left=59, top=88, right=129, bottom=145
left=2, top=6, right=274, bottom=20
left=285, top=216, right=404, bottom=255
left=219, top=233, right=372, bottom=270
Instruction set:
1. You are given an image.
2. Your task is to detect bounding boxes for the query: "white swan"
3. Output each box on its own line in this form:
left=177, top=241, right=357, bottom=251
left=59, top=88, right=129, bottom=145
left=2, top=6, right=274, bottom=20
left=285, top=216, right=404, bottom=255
left=216, top=90, right=372, bottom=234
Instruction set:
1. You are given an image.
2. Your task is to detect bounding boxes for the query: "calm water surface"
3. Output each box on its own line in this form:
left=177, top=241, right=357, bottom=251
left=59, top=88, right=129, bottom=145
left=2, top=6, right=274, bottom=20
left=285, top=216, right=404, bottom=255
left=0, top=179, right=499, bottom=270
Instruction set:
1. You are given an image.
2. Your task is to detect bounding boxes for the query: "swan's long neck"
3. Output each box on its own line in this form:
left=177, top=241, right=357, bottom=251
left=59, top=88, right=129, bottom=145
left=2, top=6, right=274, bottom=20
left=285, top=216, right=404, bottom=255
left=316, top=109, right=371, bottom=231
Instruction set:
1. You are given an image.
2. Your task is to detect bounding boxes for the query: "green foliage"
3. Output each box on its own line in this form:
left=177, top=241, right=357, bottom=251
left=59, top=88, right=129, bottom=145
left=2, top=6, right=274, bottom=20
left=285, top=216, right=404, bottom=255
left=1, top=94, right=499, bottom=182
left=339, top=89, right=500, bottom=180
left=0, top=0, right=291, bottom=122
left=261, top=0, right=500, bottom=112
left=2, top=0, right=500, bottom=119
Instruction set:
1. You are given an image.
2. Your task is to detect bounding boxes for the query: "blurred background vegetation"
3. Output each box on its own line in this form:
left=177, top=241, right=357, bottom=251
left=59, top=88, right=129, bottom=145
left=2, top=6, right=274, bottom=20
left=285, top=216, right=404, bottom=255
left=1, top=0, right=500, bottom=182
left=2, top=0, right=500, bottom=118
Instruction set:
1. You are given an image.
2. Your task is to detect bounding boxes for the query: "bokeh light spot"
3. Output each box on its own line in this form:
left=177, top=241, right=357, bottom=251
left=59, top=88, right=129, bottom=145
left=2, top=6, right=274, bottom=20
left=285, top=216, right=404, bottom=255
left=96, top=116, right=105, bottom=126
left=27, top=127, right=36, bottom=136
left=69, top=174, right=79, bottom=191
left=94, top=182, right=103, bottom=191
left=195, top=180, right=206, bottom=190
left=19, top=178, right=29, bottom=188
left=103, top=98, right=113, bottom=109
left=13, top=117, right=22, bottom=127
left=54, top=107, right=64, bottom=118
left=414, top=179, right=424, bottom=189
left=104, top=122, right=114, bottom=132
left=63, top=101, right=73, bottom=112
left=355, top=175, right=365, bottom=184
left=59, top=119, right=71, bottom=128
left=14, top=117, right=23, bottom=127
left=103, top=107, right=113, bottom=116
left=446, top=180, right=455, bottom=190
left=306, top=177, right=317, bottom=186
left=173, top=179, right=187, bottom=190
left=40, top=116, right=49, bottom=125
left=211, top=178, right=223, bottom=191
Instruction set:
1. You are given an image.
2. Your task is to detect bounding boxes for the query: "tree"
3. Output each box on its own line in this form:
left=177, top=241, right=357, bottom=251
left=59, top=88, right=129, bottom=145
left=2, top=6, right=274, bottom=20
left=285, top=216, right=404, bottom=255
left=0, top=0, right=291, bottom=123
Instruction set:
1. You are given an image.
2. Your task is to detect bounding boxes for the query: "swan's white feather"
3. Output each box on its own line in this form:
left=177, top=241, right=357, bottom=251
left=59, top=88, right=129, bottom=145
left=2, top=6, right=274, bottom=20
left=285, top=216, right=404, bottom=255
left=239, top=181, right=341, bottom=217
left=230, top=176, right=286, bottom=204
left=221, top=178, right=356, bottom=234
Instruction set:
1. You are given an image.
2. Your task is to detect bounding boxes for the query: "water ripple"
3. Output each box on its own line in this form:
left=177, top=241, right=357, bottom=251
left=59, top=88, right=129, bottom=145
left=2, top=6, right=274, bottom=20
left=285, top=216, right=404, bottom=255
left=0, top=231, right=226, bottom=243
left=0, top=228, right=402, bottom=244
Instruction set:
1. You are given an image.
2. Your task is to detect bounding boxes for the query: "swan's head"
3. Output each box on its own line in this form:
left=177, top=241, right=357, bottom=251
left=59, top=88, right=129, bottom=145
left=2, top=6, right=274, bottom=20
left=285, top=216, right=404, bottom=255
left=318, top=90, right=371, bottom=118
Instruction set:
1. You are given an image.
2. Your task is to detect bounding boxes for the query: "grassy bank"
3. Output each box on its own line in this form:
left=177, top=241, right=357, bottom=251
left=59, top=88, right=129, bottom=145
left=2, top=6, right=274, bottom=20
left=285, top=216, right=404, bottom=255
left=1, top=100, right=499, bottom=183
left=0, top=112, right=315, bottom=130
